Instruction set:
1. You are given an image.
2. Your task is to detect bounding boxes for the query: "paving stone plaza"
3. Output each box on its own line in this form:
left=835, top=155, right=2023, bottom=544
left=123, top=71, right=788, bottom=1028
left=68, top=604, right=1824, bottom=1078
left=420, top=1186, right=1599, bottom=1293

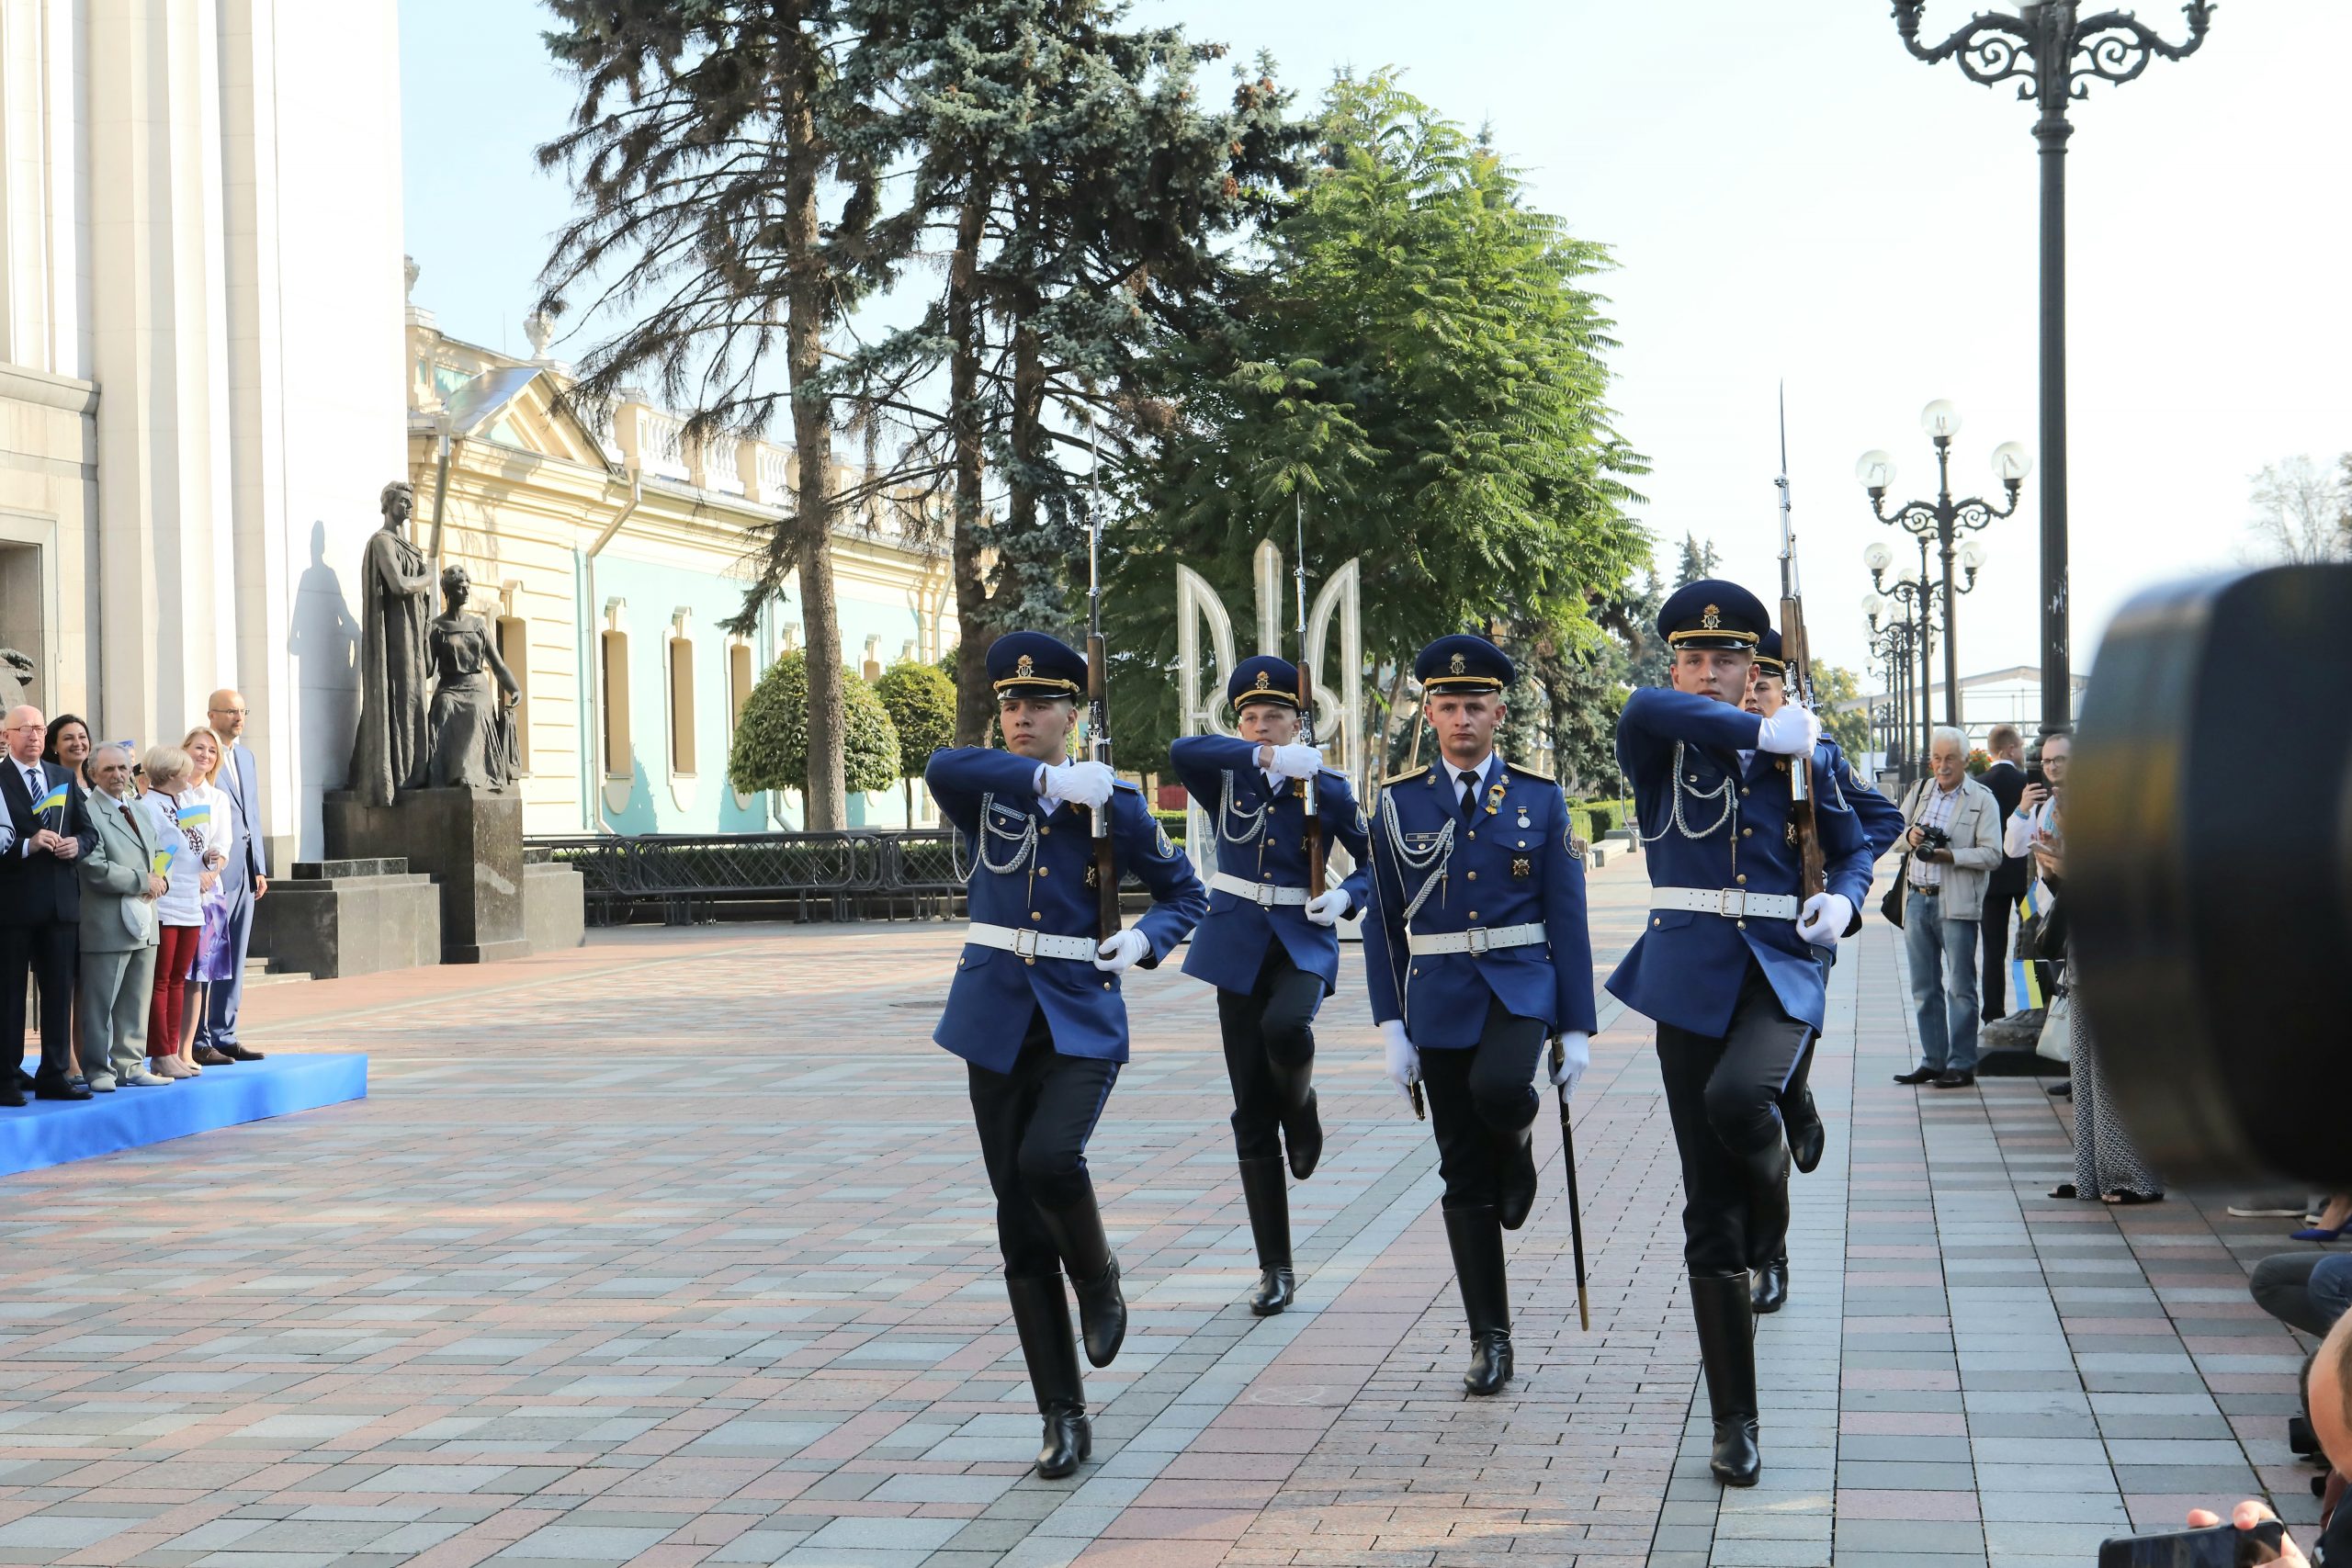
left=0, top=852, right=2323, bottom=1567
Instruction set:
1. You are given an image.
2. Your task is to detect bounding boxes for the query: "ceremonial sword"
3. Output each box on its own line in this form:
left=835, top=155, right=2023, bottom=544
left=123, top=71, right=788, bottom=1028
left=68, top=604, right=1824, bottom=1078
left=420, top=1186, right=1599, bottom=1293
left=1549, top=1034, right=1590, bottom=1332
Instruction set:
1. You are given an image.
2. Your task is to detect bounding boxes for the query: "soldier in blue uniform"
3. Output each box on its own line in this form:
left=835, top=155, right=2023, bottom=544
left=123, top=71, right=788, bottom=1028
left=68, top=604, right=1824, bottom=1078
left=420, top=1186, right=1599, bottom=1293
left=923, top=632, right=1207, bottom=1480
left=1363, top=634, right=1596, bottom=1397
left=1170, top=656, right=1371, bottom=1316
left=1739, top=629, right=1905, bottom=1314
left=1609, top=581, right=1874, bottom=1487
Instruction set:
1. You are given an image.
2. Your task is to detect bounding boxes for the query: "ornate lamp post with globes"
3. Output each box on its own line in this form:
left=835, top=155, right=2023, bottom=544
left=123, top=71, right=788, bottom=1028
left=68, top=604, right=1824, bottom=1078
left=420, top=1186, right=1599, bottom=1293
left=1890, top=2, right=2213, bottom=733
left=1857, top=400, right=2025, bottom=731
left=1862, top=592, right=1921, bottom=787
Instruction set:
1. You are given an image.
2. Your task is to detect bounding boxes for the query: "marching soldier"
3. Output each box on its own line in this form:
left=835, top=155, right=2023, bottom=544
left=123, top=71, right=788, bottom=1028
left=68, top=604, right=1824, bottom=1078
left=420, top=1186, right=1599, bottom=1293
left=924, top=632, right=1207, bottom=1480
left=1740, top=629, right=1905, bottom=1314
left=1363, top=634, right=1595, bottom=1397
left=1608, top=582, right=1873, bottom=1486
left=1170, top=655, right=1371, bottom=1315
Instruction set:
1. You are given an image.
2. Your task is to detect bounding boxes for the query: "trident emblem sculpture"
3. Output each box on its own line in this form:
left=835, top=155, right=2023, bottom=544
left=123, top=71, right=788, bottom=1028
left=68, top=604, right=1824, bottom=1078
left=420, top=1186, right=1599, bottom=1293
left=1175, top=540, right=1363, bottom=885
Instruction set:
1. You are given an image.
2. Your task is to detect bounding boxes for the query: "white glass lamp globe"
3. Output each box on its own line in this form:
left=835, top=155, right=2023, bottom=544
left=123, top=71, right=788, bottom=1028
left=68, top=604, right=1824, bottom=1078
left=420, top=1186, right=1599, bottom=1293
left=1920, top=400, right=1962, bottom=440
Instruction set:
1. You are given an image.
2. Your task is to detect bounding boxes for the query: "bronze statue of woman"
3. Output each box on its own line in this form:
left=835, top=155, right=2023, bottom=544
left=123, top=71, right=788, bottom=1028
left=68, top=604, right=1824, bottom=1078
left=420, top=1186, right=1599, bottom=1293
left=347, top=480, right=435, bottom=806
left=425, top=564, right=522, bottom=789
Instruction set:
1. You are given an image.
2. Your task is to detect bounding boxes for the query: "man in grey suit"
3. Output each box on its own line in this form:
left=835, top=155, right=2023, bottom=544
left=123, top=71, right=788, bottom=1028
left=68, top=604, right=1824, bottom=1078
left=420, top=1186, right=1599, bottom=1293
left=195, top=688, right=267, bottom=1063
left=76, top=745, right=172, bottom=1089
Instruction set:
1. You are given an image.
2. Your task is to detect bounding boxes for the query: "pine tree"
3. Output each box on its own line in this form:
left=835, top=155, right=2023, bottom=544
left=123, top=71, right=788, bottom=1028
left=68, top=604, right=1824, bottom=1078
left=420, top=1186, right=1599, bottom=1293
left=537, top=1, right=918, bottom=830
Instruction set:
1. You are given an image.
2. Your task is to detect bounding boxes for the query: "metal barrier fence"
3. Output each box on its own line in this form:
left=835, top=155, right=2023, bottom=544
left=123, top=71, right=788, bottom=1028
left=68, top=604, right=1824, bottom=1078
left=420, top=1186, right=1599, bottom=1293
left=528, top=829, right=975, bottom=926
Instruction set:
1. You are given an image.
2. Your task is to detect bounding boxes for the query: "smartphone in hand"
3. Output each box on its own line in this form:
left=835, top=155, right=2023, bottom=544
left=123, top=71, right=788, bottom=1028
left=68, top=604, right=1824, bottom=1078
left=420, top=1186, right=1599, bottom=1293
left=2098, top=1519, right=2288, bottom=1568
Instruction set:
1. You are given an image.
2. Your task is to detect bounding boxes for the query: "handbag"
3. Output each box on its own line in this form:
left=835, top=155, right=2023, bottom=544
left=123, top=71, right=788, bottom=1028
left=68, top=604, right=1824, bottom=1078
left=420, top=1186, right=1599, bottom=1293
left=1879, top=780, right=1926, bottom=929
left=2035, top=990, right=2073, bottom=1064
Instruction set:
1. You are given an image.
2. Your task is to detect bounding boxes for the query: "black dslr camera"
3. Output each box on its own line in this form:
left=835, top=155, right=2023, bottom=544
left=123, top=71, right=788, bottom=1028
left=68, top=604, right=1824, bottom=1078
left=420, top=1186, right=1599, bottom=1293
left=1916, top=824, right=1952, bottom=853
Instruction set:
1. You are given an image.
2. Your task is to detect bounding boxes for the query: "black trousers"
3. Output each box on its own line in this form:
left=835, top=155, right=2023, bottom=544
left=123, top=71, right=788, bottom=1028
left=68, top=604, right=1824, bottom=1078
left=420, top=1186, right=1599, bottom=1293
left=1216, top=943, right=1323, bottom=1160
left=1657, top=961, right=1813, bottom=1276
left=1419, top=995, right=1548, bottom=1211
left=1980, top=886, right=2016, bottom=1021
left=967, top=1009, right=1121, bottom=1280
left=1, top=920, right=75, bottom=1080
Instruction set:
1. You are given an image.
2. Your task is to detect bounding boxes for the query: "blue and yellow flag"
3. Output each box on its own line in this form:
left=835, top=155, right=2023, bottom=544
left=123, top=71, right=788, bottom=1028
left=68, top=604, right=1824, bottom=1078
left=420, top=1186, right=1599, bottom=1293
left=150, top=850, right=172, bottom=876
left=176, top=802, right=211, bottom=830
left=33, top=783, right=67, bottom=816
left=2008, top=884, right=2045, bottom=1011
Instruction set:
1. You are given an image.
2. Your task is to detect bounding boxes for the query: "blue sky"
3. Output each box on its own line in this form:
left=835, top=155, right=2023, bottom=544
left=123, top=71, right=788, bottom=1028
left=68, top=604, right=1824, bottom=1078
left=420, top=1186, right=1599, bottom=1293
left=401, top=0, right=2352, bottom=685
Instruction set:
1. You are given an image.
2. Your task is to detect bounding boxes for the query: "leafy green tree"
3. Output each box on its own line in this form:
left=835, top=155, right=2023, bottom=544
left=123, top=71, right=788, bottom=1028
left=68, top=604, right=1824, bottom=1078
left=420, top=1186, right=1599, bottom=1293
left=1134, top=72, right=1648, bottom=766
left=1813, top=662, right=1871, bottom=759
left=874, top=657, right=957, bottom=819
left=728, top=652, right=900, bottom=807
left=537, top=1, right=918, bottom=830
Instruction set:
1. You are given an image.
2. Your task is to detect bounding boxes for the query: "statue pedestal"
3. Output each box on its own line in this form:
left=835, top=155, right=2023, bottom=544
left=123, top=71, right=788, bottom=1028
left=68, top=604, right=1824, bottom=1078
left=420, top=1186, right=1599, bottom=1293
left=323, top=787, right=530, bottom=964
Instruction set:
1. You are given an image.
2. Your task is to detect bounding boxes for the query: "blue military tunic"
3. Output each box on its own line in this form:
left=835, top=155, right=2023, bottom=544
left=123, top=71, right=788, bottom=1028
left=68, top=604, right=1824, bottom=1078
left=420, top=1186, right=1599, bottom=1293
left=1169, top=734, right=1372, bottom=997
left=1362, top=754, right=1598, bottom=1048
left=1606, top=689, right=1874, bottom=1038
left=925, top=747, right=1207, bottom=1073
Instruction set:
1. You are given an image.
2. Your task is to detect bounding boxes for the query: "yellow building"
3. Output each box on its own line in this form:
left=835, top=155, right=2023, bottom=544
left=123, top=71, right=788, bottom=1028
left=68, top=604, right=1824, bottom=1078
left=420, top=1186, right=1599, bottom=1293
left=403, top=271, right=955, bottom=836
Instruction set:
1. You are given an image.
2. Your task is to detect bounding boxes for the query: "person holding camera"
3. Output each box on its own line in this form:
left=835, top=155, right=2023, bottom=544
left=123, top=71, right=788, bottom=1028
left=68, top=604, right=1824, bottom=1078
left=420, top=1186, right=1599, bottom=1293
left=1890, top=728, right=2006, bottom=1089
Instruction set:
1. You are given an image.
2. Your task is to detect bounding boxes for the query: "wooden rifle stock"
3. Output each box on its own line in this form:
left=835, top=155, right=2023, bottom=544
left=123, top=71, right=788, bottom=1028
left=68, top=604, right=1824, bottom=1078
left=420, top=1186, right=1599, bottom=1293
left=1779, top=597, right=1827, bottom=902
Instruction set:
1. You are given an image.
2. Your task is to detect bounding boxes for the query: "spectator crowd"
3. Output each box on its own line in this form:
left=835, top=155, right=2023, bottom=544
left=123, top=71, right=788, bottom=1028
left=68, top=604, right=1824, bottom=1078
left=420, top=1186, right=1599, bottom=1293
left=2, top=694, right=269, bottom=1105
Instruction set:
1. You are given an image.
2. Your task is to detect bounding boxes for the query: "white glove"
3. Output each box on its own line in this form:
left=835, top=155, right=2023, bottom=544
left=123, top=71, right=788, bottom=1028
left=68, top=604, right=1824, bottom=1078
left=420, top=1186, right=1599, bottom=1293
left=1267, top=743, right=1322, bottom=782
left=1093, top=927, right=1151, bottom=972
left=1041, top=760, right=1115, bottom=810
left=1544, top=1031, right=1590, bottom=1096
left=1755, top=703, right=1822, bottom=757
left=1303, top=888, right=1351, bottom=927
left=1380, top=1020, right=1419, bottom=1103
left=1796, top=891, right=1854, bottom=951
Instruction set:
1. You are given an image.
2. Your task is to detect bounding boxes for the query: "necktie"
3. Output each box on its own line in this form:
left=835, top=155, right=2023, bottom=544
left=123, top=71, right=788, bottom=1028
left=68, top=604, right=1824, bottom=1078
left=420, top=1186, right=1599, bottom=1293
left=1457, top=769, right=1481, bottom=822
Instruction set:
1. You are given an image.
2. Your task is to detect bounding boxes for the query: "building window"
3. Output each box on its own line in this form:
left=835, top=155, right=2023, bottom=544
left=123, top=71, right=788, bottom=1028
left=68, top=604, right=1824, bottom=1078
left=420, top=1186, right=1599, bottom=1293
left=600, top=629, right=630, bottom=776
left=668, top=634, right=696, bottom=775
left=496, top=615, right=530, bottom=773
left=729, top=642, right=753, bottom=732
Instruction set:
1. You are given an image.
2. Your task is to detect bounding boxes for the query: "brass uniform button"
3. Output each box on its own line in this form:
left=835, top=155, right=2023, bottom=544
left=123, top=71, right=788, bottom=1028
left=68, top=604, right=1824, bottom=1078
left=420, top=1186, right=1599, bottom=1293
left=1742, top=827, right=1752, bottom=838
left=1102, top=980, right=1112, bottom=989
left=1736, top=919, right=1747, bottom=930
left=1467, top=829, right=1477, bottom=840
left=1039, top=824, right=1050, bottom=834
left=1468, top=911, right=1478, bottom=920
left=1652, top=918, right=1661, bottom=928
left=1466, top=871, right=1477, bottom=882
left=1736, top=874, right=1747, bottom=885
left=1031, top=911, right=1043, bottom=921
left=1740, top=787, right=1750, bottom=797
left=1038, top=865, right=1049, bottom=876
left=1024, top=956, right=1036, bottom=965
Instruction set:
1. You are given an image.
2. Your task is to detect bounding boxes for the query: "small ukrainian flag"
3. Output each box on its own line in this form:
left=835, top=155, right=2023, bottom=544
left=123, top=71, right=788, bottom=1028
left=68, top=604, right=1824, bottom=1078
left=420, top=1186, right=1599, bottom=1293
left=2009, top=883, right=2045, bottom=1011
left=150, top=850, right=172, bottom=876
left=34, top=783, right=67, bottom=816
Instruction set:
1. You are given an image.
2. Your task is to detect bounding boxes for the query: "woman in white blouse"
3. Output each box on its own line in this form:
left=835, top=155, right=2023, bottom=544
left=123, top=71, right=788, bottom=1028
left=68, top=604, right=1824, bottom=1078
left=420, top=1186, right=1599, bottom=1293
left=175, top=727, right=238, bottom=1072
left=137, top=744, right=219, bottom=1080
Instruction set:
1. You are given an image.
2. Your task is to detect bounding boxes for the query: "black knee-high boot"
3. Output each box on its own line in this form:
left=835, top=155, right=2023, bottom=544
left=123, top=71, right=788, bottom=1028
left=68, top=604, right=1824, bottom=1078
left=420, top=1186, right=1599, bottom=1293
left=1237, top=1156, right=1295, bottom=1314
left=1035, top=1187, right=1126, bottom=1368
left=1738, top=1139, right=1790, bottom=1272
left=1267, top=1057, right=1323, bottom=1180
left=1443, top=1204, right=1513, bottom=1395
left=1005, top=1274, right=1091, bottom=1479
left=1752, top=1156, right=1791, bottom=1315
left=1690, top=1270, right=1761, bottom=1486
left=1494, top=1122, right=1538, bottom=1231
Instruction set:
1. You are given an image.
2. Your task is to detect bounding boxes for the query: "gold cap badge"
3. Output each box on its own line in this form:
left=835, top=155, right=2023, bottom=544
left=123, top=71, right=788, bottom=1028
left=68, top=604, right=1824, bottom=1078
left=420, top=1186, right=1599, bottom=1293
left=1254, top=670, right=1272, bottom=690
left=1701, top=604, right=1722, bottom=629
left=1450, top=651, right=1467, bottom=674
left=1015, top=653, right=1035, bottom=677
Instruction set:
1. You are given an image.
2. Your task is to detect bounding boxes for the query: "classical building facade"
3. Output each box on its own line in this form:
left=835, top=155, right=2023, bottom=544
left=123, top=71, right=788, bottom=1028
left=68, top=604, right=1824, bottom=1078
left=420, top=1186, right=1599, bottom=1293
left=0, top=0, right=408, bottom=862
left=403, top=284, right=955, bottom=837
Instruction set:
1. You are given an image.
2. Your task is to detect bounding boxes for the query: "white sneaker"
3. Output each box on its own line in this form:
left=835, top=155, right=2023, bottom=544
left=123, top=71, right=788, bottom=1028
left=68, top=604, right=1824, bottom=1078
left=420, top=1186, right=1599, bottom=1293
left=86, top=1076, right=117, bottom=1092
left=121, top=1070, right=172, bottom=1087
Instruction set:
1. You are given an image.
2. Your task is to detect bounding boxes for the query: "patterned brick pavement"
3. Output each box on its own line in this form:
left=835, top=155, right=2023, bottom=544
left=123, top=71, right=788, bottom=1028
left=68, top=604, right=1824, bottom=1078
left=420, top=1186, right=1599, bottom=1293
left=0, top=851, right=2332, bottom=1567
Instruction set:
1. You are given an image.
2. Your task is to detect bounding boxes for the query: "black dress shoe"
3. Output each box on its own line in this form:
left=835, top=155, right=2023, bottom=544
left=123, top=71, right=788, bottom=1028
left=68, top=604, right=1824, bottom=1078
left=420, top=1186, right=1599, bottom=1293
left=33, top=1076, right=92, bottom=1101
left=215, top=1044, right=266, bottom=1062
left=0, top=1079, right=22, bottom=1108
left=1891, top=1066, right=1939, bottom=1085
left=1930, top=1069, right=1977, bottom=1089
left=2047, top=1080, right=2072, bottom=1097
left=13, top=1068, right=32, bottom=1091
left=1750, top=1257, right=1788, bottom=1314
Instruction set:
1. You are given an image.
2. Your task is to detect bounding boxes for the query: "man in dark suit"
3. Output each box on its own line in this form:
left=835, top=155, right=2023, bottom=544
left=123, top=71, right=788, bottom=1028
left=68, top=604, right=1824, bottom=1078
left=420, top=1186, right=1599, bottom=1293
left=1, top=705, right=96, bottom=1102
left=194, top=688, right=267, bottom=1063
left=1977, top=724, right=2030, bottom=1022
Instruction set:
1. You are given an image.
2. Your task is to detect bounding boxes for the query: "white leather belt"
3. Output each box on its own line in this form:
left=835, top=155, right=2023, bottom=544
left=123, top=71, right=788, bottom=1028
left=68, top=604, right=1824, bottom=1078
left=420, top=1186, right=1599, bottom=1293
left=1209, top=871, right=1309, bottom=908
left=964, top=922, right=1099, bottom=962
left=1650, top=887, right=1800, bottom=921
left=1407, top=921, right=1546, bottom=957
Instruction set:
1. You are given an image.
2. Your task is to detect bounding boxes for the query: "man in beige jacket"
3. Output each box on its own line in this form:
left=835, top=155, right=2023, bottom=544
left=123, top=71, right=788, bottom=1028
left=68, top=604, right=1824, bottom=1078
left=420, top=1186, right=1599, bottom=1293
left=76, top=745, right=172, bottom=1090
left=1890, top=728, right=2006, bottom=1089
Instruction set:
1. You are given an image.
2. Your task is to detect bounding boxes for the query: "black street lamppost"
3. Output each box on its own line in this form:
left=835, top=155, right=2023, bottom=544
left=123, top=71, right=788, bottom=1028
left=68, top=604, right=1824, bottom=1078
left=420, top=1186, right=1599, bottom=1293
left=1857, top=399, right=2028, bottom=728
left=1863, top=597, right=1920, bottom=785
left=1891, top=0, right=2213, bottom=735
left=1863, top=558, right=1949, bottom=775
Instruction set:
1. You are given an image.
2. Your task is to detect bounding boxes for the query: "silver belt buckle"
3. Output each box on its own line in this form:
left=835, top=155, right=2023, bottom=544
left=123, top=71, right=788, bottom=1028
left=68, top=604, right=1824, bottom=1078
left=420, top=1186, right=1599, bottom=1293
left=1717, top=887, right=1747, bottom=919
left=1466, top=926, right=1491, bottom=955
left=1254, top=882, right=1277, bottom=908
left=1012, top=928, right=1040, bottom=958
